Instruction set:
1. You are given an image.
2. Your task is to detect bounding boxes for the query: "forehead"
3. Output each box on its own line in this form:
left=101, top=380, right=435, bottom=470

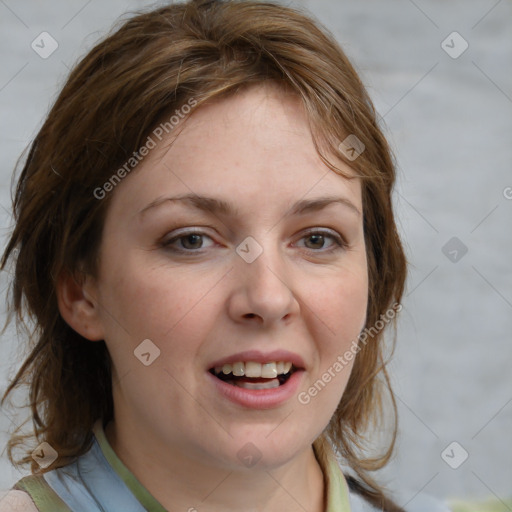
left=107, top=83, right=362, bottom=221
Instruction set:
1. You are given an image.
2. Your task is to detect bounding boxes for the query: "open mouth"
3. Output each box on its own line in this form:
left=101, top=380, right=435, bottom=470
left=209, top=361, right=298, bottom=390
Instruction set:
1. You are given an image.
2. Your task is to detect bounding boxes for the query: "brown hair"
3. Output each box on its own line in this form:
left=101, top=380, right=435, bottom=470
left=1, top=0, right=407, bottom=509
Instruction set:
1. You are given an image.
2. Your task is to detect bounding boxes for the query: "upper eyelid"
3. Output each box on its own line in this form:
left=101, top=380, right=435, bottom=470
left=164, top=226, right=343, bottom=239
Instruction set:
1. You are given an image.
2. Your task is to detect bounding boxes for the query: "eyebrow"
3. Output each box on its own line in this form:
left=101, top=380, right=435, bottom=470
left=138, top=193, right=361, bottom=219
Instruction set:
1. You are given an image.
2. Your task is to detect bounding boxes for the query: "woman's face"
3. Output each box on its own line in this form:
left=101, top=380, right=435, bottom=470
left=88, top=82, right=368, bottom=469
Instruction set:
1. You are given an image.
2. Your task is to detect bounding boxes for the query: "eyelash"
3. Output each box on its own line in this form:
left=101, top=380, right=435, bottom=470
left=160, top=228, right=347, bottom=255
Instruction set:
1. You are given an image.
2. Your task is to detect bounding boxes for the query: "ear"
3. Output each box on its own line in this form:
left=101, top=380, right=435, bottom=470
left=56, top=269, right=105, bottom=341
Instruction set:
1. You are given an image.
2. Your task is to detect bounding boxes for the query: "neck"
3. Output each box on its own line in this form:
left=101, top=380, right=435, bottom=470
left=104, top=420, right=326, bottom=512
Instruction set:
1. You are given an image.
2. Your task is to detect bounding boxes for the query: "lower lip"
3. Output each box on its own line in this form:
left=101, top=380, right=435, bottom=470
left=206, top=370, right=304, bottom=409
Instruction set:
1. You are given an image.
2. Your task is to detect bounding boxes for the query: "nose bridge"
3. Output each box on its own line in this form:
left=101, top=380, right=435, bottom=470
left=237, top=232, right=288, bottom=291
left=230, top=232, right=297, bottom=323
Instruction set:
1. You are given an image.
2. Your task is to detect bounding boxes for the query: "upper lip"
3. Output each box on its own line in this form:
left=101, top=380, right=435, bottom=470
left=208, top=350, right=305, bottom=370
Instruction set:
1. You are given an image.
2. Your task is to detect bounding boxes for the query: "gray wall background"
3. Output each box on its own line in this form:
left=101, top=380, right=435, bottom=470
left=0, top=0, right=511, bottom=506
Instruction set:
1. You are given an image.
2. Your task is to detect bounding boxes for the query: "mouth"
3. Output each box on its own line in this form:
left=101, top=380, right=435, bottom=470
left=209, top=361, right=298, bottom=390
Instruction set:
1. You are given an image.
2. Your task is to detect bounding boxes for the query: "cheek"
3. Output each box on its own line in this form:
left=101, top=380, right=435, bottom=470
left=300, top=271, right=368, bottom=420
left=96, top=255, right=221, bottom=372
left=98, top=257, right=192, bottom=334
left=316, top=267, right=368, bottom=347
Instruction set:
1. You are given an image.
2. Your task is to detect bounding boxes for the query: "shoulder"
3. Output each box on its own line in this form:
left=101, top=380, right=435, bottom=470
left=0, top=491, right=39, bottom=512
left=348, top=486, right=452, bottom=512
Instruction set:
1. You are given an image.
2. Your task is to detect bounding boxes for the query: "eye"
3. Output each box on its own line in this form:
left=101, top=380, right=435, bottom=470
left=161, top=230, right=215, bottom=253
left=296, top=229, right=347, bottom=253
left=160, top=227, right=347, bottom=255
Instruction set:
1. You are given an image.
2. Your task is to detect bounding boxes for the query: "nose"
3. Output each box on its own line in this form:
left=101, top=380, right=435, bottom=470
left=226, top=238, right=300, bottom=327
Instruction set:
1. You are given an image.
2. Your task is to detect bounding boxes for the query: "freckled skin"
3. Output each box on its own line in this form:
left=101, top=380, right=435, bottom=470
left=85, top=82, right=368, bottom=511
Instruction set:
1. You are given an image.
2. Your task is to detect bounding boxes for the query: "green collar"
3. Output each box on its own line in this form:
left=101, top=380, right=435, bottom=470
left=322, top=446, right=352, bottom=512
left=92, top=420, right=167, bottom=511
left=93, top=420, right=351, bottom=511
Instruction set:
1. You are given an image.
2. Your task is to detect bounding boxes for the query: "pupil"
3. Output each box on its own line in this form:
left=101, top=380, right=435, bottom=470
left=183, top=234, right=202, bottom=249
left=308, top=234, right=323, bottom=249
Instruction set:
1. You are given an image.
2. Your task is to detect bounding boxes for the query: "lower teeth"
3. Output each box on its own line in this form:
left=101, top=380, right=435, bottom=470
left=229, top=378, right=280, bottom=390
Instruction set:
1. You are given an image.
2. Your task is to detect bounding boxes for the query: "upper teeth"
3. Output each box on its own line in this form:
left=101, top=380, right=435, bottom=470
left=214, top=361, right=293, bottom=378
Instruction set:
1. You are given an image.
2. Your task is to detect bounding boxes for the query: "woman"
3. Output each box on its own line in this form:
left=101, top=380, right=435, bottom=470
left=0, top=1, right=448, bottom=510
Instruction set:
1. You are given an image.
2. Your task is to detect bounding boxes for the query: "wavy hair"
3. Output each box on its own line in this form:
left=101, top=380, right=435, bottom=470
left=1, top=1, right=407, bottom=509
